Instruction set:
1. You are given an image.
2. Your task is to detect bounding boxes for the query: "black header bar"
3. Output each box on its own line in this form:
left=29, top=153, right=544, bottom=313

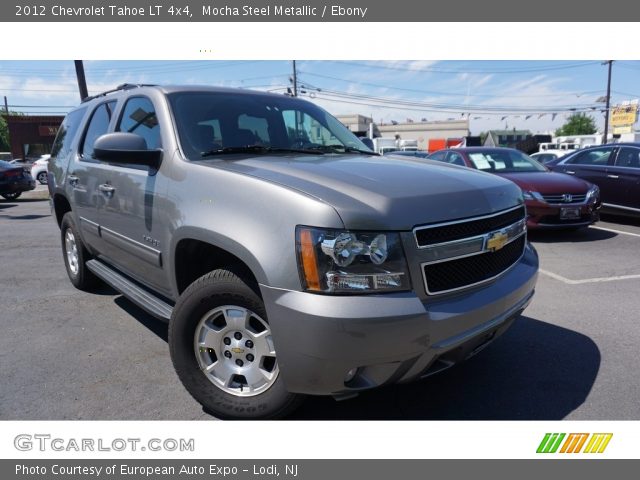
left=7, top=0, right=640, bottom=21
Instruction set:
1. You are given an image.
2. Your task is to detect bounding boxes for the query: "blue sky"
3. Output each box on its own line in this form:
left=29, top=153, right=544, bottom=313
left=1, top=60, right=639, bottom=134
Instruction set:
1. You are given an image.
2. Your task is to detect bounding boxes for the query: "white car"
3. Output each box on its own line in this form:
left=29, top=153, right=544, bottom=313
left=30, top=154, right=51, bottom=185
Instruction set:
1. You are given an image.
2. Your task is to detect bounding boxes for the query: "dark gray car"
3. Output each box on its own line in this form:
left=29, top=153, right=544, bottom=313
left=49, top=84, right=538, bottom=419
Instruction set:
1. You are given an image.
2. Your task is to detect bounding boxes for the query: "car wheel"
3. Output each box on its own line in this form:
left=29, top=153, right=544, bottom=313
left=1, top=192, right=21, bottom=200
left=169, top=269, right=303, bottom=419
left=60, top=213, right=97, bottom=290
left=37, top=171, right=48, bottom=185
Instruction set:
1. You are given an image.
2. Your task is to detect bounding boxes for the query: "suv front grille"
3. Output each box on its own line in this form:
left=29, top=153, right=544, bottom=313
left=423, top=235, right=525, bottom=294
left=414, top=205, right=526, bottom=247
left=541, top=193, right=586, bottom=204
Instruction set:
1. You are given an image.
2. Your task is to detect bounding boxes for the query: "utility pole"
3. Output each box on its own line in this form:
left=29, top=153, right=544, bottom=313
left=3, top=96, right=8, bottom=114
left=291, top=60, right=298, bottom=97
left=603, top=60, right=613, bottom=144
left=74, top=60, right=89, bottom=101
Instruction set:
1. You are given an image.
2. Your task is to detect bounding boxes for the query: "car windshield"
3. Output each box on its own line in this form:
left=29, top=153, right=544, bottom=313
left=0, top=160, right=15, bottom=170
left=168, top=91, right=373, bottom=160
left=467, top=150, right=546, bottom=173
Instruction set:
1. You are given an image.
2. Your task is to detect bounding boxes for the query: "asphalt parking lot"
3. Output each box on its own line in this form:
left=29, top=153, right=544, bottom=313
left=1, top=190, right=640, bottom=420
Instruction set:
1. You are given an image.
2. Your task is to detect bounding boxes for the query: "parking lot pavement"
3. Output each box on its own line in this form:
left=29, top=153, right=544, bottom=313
left=1, top=200, right=639, bottom=420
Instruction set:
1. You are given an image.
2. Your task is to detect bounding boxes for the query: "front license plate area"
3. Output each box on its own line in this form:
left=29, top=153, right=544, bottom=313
left=560, top=207, right=581, bottom=220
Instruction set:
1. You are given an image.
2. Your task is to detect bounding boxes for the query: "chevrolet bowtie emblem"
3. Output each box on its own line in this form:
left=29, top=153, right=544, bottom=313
left=487, top=231, right=508, bottom=252
left=231, top=347, right=244, bottom=354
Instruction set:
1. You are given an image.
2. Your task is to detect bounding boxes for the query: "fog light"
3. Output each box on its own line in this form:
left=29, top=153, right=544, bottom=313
left=344, top=368, right=358, bottom=383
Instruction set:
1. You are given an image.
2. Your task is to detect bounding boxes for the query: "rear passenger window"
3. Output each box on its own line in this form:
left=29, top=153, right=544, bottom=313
left=615, top=148, right=640, bottom=168
left=51, top=108, right=86, bottom=159
left=567, top=147, right=613, bottom=166
left=117, top=97, right=161, bottom=149
left=81, top=101, right=117, bottom=160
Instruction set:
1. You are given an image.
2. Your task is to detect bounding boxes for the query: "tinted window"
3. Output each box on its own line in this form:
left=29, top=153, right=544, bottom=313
left=81, top=101, right=117, bottom=159
left=51, top=108, right=86, bottom=158
left=0, top=160, right=14, bottom=170
left=429, top=151, right=447, bottom=162
left=566, top=147, right=613, bottom=166
left=168, top=92, right=369, bottom=160
left=117, top=97, right=161, bottom=149
left=615, top=147, right=640, bottom=168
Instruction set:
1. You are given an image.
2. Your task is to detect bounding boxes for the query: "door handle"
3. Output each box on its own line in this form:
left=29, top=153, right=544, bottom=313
left=565, top=170, right=576, bottom=175
left=98, top=184, right=115, bottom=196
left=67, top=174, right=79, bottom=186
left=607, top=174, right=619, bottom=179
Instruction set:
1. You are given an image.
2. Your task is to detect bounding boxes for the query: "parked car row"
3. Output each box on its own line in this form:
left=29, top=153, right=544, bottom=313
left=390, top=143, right=640, bottom=227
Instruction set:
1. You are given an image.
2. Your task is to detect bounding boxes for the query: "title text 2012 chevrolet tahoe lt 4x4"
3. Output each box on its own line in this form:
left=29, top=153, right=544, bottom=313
left=49, top=84, right=538, bottom=419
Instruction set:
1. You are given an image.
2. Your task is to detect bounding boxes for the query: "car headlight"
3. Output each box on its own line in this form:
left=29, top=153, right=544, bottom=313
left=586, top=185, right=600, bottom=202
left=296, top=227, right=411, bottom=294
left=522, top=190, right=544, bottom=202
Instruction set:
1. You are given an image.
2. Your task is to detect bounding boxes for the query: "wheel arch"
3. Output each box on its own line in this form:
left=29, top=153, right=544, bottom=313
left=171, top=227, right=267, bottom=297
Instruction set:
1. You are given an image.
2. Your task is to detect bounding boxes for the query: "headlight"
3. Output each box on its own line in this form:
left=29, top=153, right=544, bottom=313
left=522, top=190, right=544, bottom=202
left=586, top=185, right=600, bottom=202
left=296, top=227, right=411, bottom=294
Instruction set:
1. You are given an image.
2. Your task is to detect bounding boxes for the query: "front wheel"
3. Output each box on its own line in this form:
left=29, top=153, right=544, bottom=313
left=169, top=269, right=303, bottom=419
left=37, top=171, right=48, bottom=184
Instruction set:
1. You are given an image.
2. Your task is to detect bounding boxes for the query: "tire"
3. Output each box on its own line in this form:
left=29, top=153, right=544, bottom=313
left=37, top=171, right=48, bottom=185
left=1, top=192, right=21, bottom=200
left=60, top=212, right=97, bottom=290
left=169, top=269, right=303, bottom=419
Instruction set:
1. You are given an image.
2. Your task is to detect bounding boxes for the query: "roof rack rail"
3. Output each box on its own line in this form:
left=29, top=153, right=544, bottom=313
left=81, top=83, right=157, bottom=103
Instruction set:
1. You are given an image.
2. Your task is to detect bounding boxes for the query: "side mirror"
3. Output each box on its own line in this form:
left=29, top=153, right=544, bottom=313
left=359, top=138, right=374, bottom=151
left=93, top=133, right=162, bottom=167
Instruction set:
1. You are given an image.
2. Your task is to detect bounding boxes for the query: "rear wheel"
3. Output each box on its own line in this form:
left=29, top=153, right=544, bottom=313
left=37, top=171, right=48, bottom=184
left=169, top=269, right=303, bottom=419
left=1, top=192, right=21, bottom=200
left=60, top=213, right=97, bottom=290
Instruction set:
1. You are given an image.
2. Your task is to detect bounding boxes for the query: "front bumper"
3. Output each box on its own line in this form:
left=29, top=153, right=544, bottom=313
left=526, top=200, right=600, bottom=229
left=261, top=242, right=538, bottom=396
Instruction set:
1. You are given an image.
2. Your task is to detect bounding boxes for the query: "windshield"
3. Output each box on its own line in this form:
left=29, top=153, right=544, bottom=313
left=468, top=150, right=546, bottom=173
left=168, top=91, right=373, bottom=160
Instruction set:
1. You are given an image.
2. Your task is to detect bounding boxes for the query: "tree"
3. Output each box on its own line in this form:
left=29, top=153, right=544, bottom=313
left=0, top=114, right=10, bottom=151
left=0, top=111, right=23, bottom=152
left=555, top=113, right=597, bottom=136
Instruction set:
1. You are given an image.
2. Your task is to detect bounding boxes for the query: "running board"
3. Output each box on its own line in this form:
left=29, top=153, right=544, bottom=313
left=86, top=259, right=173, bottom=322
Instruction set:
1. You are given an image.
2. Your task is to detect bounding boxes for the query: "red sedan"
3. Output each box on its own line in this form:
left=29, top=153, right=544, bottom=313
left=427, top=147, right=601, bottom=229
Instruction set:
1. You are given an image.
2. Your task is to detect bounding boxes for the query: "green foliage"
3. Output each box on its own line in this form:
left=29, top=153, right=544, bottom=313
left=555, top=113, right=597, bottom=136
left=0, top=115, right=9, bottom=151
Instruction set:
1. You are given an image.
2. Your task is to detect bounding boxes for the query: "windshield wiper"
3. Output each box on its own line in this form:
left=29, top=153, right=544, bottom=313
left=200, top=145, right=324, bottom=157
left=303, top=144, right=378, bottom=155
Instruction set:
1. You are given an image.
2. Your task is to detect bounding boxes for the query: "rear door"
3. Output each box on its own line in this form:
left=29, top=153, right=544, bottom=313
left=605, top=146, right=640, bottom=212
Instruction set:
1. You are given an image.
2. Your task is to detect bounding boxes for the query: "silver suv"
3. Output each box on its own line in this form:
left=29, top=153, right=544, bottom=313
left=49, top=84, right=538, bottom=419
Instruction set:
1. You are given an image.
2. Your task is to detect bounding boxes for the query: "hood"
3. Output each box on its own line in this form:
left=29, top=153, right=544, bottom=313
left=498, top=171, right=592, bottom=194
left=207, top=154, right=524, bottom=230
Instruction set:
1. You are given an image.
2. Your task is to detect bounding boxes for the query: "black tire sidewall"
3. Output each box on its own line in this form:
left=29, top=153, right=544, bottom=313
left=169, top=270, right=301, bottom=419
left=37, top=172, right=48, bottom=184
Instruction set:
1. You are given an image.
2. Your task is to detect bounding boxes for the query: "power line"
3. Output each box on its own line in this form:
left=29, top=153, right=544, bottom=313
left=316, top=60, right=602, bottom=75
left=298, top=70, right=604, bottom=99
